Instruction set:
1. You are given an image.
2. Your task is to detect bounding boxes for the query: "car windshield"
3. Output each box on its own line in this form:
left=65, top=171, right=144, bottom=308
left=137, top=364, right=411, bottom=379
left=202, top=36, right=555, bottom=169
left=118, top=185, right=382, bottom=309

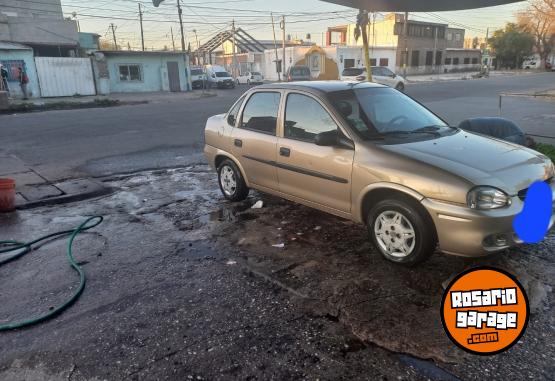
left=216, top=72, right=231, bottom=78
left=191, top=69, right=204, bottom=75
left=342, top=68, right=365, bottom=76
left=328, top=87, right=450, bottom=140
left=252, top=72, right=261, bottom=76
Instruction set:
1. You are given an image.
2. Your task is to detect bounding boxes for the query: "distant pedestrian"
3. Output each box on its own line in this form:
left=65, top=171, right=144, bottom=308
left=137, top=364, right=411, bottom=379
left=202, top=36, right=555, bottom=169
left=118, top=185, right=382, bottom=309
left=18, top=67, right=29, bottom=100
left=0, top=64, right=9, bottom=95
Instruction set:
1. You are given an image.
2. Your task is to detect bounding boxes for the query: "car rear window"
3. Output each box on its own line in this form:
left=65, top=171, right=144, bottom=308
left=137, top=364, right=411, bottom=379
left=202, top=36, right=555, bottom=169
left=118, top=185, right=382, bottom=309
left=252, top=72, right=261, bottom=76
left=290, top=67, right=310, bottom=76
left=342, top=68, right=365, bottom=76
left=216, top=72, right=231, bottom=78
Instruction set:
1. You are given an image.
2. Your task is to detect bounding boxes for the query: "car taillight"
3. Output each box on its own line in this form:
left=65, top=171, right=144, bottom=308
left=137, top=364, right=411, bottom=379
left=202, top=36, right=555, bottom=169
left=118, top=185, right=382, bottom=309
left=356, top=75, right=366, bottom=81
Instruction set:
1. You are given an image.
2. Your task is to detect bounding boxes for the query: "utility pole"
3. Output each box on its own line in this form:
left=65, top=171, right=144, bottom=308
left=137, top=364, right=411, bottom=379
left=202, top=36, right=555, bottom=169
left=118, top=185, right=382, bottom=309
left=170, top=27, right=176, bottom=51
left=271, top=13, right=281, bottom=81
left=485, top=27, right=491, bottom=73
left=281, top=15, right=286, bottom=80
left=402, top=12, right=408, bottom=78
left=192, top=29, right=200, bottom=65
left=177, top=0, right=186, bottom=52
left=232, top=20, right=238, bottom=76
left=110, top=23, right=118, bottom=51
left=432, top=26, right=438, bottom=77
left=138, top=3, right=145, bottom=51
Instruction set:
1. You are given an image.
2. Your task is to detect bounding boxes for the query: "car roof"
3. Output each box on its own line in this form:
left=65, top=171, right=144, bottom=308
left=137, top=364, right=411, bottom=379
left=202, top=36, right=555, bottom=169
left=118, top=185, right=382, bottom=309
left=255, top=81, right=386, bottom=93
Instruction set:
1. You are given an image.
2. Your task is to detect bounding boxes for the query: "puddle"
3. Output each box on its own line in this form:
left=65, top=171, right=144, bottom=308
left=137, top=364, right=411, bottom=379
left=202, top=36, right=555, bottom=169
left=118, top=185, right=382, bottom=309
left=198, top=208, right=259, bottom=224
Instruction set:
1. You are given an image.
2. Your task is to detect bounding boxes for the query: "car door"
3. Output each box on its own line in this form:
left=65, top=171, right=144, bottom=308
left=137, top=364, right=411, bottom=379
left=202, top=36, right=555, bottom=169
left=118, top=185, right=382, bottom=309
left=371, top=67, right=389, bottom=86
left=231, top=91, right=281, bottom=191
left=380, top=67, right=398, bottom=87
left=277, top=91, right=354, bottom=213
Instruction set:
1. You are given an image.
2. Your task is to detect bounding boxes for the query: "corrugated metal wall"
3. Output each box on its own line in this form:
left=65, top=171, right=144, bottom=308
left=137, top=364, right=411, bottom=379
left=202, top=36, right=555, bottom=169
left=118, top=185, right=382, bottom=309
left=35, top=57, right=96, bottom=97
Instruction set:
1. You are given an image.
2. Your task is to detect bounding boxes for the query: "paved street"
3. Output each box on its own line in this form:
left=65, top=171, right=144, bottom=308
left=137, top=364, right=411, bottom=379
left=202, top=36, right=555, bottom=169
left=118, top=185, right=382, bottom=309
left=1, top=73, right=555, bottom=380
left=0, top=72, right=554, bottom=181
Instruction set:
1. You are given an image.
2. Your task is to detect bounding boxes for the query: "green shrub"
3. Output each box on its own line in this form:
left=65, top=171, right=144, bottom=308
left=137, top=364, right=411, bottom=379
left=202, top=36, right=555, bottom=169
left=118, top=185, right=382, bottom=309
left=535, top=143, right=555, bottom=163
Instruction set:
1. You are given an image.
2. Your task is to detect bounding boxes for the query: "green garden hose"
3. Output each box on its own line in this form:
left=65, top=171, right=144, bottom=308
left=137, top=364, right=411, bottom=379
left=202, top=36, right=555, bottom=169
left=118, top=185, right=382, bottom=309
left=0, top=216, right=103, bottom=331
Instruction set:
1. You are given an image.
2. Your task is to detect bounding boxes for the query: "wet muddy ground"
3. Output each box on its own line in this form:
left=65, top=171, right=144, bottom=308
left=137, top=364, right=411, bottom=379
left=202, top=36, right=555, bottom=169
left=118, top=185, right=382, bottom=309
left=0, top=166, right=553, bottom=380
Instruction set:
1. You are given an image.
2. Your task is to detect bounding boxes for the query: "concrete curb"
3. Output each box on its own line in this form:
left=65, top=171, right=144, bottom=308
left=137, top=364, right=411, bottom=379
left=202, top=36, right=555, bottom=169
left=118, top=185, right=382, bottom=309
left=16, top=185, right=114, bottom=210
left=16, top=179, right=115, bottom=210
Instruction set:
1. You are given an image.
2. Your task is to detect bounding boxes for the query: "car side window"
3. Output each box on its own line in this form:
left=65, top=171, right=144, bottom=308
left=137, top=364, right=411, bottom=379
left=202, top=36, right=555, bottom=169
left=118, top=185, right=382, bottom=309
left=381, top=67, right=394, bottom=77
left=284, top=93, right=338, bottom=142
left=372, top=67, right=385, bottom=76
left=227, top=96, right=245, bottom=126
left=241, top=92, right=281, bottom=135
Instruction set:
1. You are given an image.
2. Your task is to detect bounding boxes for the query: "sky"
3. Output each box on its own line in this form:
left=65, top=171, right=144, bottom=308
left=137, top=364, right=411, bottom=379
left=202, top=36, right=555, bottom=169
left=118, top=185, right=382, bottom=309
left=60, top=0, right=528, bottom=50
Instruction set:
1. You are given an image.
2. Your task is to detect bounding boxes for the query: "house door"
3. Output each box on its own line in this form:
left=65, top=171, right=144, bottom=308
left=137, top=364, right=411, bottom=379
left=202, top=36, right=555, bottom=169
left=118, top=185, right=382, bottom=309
left=167, top=61, right=181, bottom=92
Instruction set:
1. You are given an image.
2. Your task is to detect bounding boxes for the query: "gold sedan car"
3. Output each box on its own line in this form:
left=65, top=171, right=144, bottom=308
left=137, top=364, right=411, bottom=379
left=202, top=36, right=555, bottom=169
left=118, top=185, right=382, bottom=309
left=204, top=82, right=555, bottom=265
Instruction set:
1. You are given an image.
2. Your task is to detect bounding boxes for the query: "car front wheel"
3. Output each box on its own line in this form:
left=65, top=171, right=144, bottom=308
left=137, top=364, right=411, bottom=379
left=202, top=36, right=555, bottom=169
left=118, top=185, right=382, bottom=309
left=217, top=159, right=249, bottom=202
left=395, top=82, right=405, bottom=92
left=367, top=198, right=436, bottom=266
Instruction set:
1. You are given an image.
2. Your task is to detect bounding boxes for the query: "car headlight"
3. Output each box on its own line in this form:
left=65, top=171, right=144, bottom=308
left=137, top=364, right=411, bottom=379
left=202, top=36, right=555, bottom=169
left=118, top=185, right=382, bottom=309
left=467, top=186, right=512, bottom=210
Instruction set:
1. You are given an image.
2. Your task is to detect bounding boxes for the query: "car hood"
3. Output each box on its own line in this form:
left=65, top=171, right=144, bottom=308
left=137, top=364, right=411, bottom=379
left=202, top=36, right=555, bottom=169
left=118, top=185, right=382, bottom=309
left=380, top=130, right=552, bottom=195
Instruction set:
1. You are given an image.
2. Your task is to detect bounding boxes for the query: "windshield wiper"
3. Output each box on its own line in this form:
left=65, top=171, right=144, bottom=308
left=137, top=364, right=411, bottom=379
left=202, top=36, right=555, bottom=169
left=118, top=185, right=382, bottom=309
left=365, top=130, right=412, bottom=140
left=409, top=126, right=445, bottom=136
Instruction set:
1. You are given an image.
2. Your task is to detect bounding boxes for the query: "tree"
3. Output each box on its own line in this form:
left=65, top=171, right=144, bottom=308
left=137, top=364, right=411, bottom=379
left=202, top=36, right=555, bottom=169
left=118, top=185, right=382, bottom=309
left=99, top=39, right=117, bottom=51
left=489, top=23, right=535, bottom=68
left=518, top=0, right=555, bottom=68
left=354, top=10, right=373, bottom=82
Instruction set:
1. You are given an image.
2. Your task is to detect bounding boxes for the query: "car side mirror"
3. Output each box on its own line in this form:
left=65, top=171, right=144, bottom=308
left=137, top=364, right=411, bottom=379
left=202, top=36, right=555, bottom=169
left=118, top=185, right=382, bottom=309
left=315, top=130, right=338, bottom=146
left=315, top=130, right=354, bottom=150
left=227, top=114, right=236, bottom=126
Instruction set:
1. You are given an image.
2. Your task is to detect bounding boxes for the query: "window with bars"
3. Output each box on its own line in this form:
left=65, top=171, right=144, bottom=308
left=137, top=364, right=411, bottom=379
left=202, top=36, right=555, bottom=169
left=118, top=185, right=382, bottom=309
left=118, top=64, right=142, bottom=81
left=411, top=51, right=420, bottom=67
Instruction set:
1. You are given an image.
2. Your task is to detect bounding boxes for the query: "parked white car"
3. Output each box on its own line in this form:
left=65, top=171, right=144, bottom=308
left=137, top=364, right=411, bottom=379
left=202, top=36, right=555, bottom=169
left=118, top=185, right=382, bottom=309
left=190, top=67, right=206, bottom=89
left=522, top=57, right=540, bottom=69
left=205, top=65, right=235, bottom=89
left=341, top=66, right=406, bottom=91
left=235, top=71, right=264, bottom=85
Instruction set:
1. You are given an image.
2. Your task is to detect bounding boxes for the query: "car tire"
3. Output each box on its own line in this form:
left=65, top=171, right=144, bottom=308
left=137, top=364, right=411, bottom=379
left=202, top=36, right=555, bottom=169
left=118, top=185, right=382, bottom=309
left=395, top=82, right=405, bottom=92
left=247, top=79, right=251, bottom=85
left=217, top=159, right=249, bottom=202
left=236, top=79, right=240, bottom=85
left=367, top=197, right=436, bottom=266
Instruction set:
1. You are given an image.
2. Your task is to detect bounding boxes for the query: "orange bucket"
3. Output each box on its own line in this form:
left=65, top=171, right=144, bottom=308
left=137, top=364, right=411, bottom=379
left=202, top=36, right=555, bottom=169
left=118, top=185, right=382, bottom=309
left=0, top=178, right=16, bottom=212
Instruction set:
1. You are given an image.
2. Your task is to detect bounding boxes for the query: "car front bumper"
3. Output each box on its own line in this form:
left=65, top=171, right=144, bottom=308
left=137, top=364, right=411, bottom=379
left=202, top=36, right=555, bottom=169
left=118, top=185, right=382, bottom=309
left=217, top=81, right=235, bottom=88
left=192, top=79, right=205, bottom=88
left=422, top=183, right=555, bottom=257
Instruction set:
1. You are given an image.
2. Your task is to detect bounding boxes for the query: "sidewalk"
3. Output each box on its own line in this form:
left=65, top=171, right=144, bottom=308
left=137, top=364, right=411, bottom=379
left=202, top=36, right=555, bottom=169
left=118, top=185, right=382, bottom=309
left=3, top=90, right=217, bottom=112
left=406, top=70, right=538, bottom=83
left=0, top=152, right=112, bottom=209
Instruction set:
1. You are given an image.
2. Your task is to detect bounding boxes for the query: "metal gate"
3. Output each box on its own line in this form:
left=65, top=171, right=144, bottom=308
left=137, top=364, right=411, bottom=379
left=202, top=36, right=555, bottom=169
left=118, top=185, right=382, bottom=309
left=167, top=61, right=181, bottom=92
left=35, top=57, right=96, bottom=97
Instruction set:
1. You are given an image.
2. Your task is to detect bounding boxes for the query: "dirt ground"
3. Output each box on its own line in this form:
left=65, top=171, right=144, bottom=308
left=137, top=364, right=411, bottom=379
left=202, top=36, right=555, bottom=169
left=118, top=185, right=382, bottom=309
left=0, top=166, right=553, bottom=380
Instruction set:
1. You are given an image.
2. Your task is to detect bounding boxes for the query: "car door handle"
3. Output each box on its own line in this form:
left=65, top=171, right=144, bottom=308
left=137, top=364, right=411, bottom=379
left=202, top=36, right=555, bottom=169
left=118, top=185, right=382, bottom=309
left=280, top=147, right=291, bottom=157
left=234, top=139, right=243, bottom=148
